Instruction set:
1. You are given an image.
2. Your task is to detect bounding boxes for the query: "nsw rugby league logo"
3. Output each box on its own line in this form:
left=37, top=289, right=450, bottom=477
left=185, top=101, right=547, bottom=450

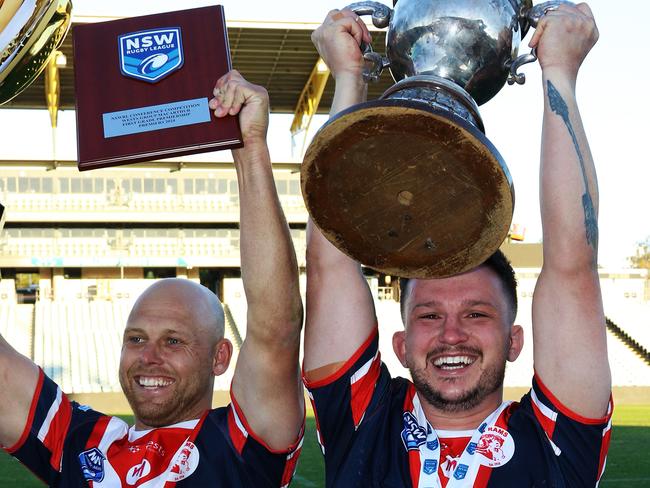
left=118, top=27, right=184, bottom=83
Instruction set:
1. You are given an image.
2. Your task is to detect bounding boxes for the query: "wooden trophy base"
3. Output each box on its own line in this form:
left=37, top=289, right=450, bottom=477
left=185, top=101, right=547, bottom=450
left=301, top=99, right=514, bottom=278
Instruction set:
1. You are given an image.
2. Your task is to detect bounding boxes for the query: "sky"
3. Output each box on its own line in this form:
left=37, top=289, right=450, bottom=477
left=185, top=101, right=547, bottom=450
left=1, top=0, right=648, bottom=268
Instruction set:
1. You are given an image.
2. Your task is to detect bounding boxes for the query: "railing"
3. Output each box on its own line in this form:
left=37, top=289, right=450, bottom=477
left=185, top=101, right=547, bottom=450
left=606, top=317, right=650, bottom=365
left=223, top=303, right=244, bottom=350
left=2, top=191, right=307, bottom=222
left=0, top=229, right=308, bottom=268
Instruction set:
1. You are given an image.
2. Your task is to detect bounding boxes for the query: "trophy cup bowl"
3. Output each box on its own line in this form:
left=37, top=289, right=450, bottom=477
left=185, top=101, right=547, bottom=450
left=0, top=0, right=72, bottom=105
left=302, top=0, right=566, bottom=278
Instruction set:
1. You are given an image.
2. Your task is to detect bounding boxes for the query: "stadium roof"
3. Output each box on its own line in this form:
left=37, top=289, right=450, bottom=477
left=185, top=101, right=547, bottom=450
left=2, top=20, right=394, bottom=114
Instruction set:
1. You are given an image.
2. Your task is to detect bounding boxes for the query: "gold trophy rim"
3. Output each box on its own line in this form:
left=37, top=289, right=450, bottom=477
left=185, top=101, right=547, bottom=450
left=0, top=0, right=72, bottom=105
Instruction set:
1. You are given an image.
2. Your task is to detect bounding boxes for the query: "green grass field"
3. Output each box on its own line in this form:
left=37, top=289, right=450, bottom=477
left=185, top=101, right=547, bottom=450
left=1, top=406, right=648, bottom=487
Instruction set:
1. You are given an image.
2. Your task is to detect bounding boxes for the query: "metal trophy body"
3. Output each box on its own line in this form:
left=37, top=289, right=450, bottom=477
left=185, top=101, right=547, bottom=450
left=0, top=0, right=71, bottom=230
left=302, top=0, right=566, bottom=278
left=0, top=0, right=72, bottom=105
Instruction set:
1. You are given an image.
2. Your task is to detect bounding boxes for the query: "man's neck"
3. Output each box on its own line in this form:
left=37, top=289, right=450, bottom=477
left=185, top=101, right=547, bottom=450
left=132, top=416, right=202, bottom=433
left=419, top=389, right=505, bottom=431
left=133, top=404, right=211, bottom=431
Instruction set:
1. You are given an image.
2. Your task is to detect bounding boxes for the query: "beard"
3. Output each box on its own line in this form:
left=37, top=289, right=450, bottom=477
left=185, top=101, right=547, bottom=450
left=408, top=345, right=508, bottom=413
left=119, top=365, right=214, bottom=428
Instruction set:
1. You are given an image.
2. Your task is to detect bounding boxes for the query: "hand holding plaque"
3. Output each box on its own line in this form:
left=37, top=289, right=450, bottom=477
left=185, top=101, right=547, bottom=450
left=302, top=0, right=570, bottom=278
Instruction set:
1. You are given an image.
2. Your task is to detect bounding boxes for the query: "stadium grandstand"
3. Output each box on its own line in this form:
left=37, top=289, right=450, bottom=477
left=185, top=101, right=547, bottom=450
left=1, top=13, right=649, bottom=414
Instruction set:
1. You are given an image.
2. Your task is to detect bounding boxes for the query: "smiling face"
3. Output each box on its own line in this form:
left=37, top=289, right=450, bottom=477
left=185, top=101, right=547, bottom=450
left=119, top=279, right=232, bottom=429
left=394, top=266, right=523, bottom=414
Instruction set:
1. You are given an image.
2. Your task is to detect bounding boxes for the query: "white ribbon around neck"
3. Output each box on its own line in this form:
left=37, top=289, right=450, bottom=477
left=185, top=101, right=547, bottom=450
left=408, top=395, right=513, bottom=488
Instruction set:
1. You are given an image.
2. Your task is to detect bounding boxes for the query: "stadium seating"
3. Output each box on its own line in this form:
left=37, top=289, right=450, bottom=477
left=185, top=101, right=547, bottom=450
left=375, top=300, right=411, bottom=379
left=0, top=303, right=32, bottom=358
left=603, top=298, right=650, bottom=353
left=607, top=328, right=650, bottom=386
left=372, top=295, right=650, bottom=388
left=0, top=280, right=17, bottom=302
left=0, top=274, right=648, bottom=395
left=0, top=227, right=307, bottom=270
left=1, top=173, right=305, bottom=222
left=21, top=295, right=242, bottom=394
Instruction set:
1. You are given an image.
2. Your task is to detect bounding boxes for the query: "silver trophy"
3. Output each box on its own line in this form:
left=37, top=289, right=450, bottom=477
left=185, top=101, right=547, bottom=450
left=302, top=0, right=567, bottom=278
left=0, top=0, right=71, bottom=230
left=0, top=0, right=72, bottom=105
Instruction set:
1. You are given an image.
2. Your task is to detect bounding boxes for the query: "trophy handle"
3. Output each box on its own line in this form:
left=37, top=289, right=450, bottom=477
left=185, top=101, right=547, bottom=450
left=507, top=1, right=573, bottom=85
left=345, top=1, right=393, bottom=82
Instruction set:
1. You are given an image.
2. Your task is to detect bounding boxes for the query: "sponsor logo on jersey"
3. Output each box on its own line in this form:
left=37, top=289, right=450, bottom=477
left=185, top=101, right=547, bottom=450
left=146, top=440, right=166, bottom=457
left=426, top=437, right=439, bottom=451
left=77, top=404, right=92, bottom=412
left=401, top=412, right=427, bottom=451
left=126, top=459, right=151, bottom=485
left=466, top=441, right=477, bottom=454
left=168, top=440, right=199, bottom=481
left=423, top=459, right=438, bottom=475
left=78, top=447, right=106, bottom=482
left=476, top=426, right=515, bottom=467
left=453, top=463, right=469, bottom=480
left=442, top=455, right=459, bottom=478
left=118, top=28, right=184, bottom=83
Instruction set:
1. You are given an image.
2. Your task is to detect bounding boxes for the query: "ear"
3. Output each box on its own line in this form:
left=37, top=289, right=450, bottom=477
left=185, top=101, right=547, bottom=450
left=507, top=324, right=524, bottom=362
left=392, top=330, right=408, bottom=368
left=212, top=338, right=233, bottom=376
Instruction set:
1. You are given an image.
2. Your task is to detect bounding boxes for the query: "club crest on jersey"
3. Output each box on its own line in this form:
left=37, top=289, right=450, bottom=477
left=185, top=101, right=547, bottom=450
left=78, top=448, right=105, bottom=482
left=423, top=459, right=438, bottom=475
left=168, top=440, right=199, bottom=481
left=401, top=412, right=427, bottom=450
left=476, top=426, right=515, bottom=467
left=118, top=28, right=184, bottom=83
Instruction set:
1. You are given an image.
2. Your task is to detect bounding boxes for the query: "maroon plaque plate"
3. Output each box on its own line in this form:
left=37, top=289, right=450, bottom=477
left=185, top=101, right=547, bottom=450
left=73, top=5, right=242, bottom=170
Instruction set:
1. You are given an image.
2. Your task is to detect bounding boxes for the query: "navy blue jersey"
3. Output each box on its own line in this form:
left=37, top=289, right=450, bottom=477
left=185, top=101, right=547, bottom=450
left=3, top=370, right=303, bottom=487
left=305, top=330, right=612, bottom=488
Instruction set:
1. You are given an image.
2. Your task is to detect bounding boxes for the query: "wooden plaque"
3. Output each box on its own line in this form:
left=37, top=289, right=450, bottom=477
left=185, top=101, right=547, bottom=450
left=73, top=5, right=242, bottom=170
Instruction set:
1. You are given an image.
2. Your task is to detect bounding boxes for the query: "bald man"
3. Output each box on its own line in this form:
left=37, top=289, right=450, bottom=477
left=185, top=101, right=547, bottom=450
left=0, top=71, right=304, bottom=486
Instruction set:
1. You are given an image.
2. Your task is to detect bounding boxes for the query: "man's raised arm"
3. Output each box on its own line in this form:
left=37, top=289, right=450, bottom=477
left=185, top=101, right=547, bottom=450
left=210, top=71, right=303, bottom=450
left=0, top=335, right=40, bottom=448
left=530, top=3, right=611, bottom=418
left=303, top=9, right=379, bottom=380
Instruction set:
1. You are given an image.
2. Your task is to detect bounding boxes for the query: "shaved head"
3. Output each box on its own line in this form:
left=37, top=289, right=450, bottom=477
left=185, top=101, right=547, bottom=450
left=120, top=278, right=232, bottom=429
left=127, top=278, right=225, bottom=345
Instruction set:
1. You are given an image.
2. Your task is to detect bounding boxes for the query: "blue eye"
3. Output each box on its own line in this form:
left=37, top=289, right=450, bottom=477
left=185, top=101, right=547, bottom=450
left=421, top=313, right=441, bottom=320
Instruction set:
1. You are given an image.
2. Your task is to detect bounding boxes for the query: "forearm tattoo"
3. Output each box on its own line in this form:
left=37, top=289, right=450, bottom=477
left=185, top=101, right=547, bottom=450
left=547, top=80, right=598, bottom=251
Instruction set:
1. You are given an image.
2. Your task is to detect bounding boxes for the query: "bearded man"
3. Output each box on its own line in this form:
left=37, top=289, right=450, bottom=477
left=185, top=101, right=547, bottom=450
left=303, top=4, right=612, bottom=487
left=0, top=71, right=305, bottom=486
